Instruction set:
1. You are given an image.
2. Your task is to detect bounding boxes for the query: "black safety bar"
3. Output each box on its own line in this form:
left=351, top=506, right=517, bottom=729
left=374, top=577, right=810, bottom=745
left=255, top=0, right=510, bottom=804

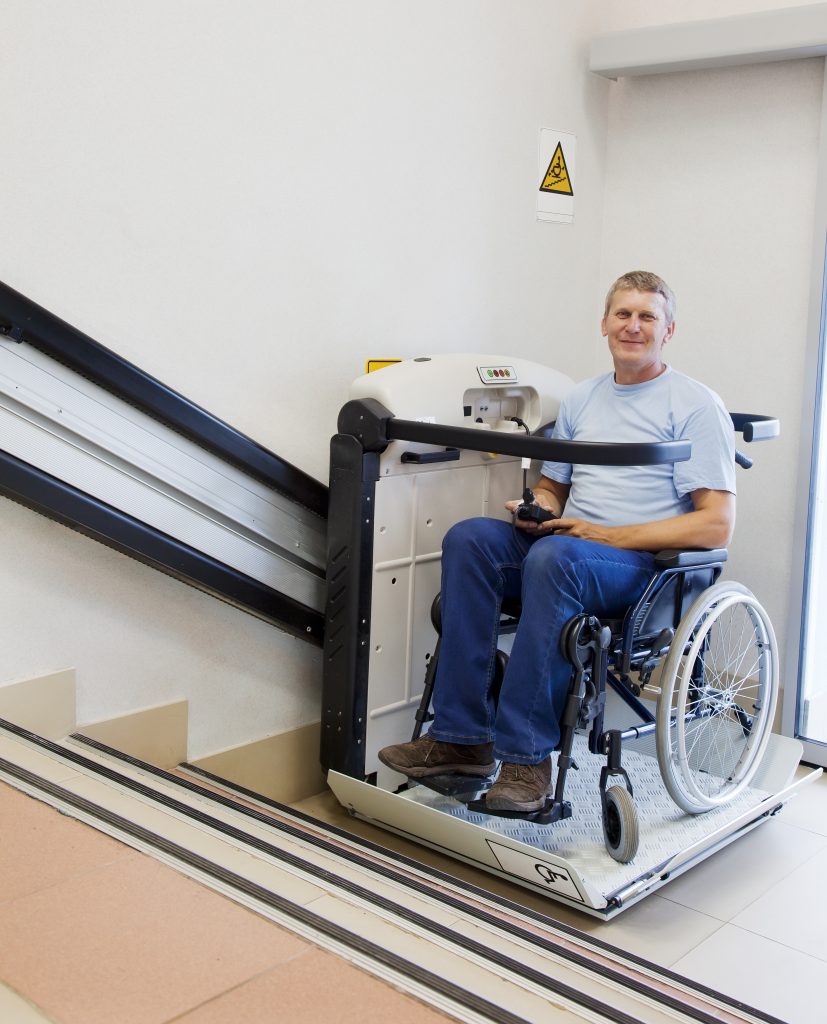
left=337, top=399, right=692, bottom=466
left=0, top=450, right=324, bottom=645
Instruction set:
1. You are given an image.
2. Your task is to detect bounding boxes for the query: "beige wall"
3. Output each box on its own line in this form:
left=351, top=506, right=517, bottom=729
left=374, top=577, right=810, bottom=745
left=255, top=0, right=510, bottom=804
left=0, top=1, right=612, bottom=755
left=2, top=0, right=819, bottom=754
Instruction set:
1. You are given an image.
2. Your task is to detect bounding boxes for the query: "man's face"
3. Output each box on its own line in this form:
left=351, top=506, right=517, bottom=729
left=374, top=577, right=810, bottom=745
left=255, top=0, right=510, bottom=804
left=601, top=288, right=675, bottom=384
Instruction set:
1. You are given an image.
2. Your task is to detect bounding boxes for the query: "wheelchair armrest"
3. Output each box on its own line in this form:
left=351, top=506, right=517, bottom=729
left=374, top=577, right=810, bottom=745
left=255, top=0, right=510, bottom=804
left=654, top=548, right=728, bottom=569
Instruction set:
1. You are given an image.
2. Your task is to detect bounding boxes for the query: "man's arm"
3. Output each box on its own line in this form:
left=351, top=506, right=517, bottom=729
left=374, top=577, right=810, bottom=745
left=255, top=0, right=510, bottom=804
left=550, top=488, right=735, bottom=551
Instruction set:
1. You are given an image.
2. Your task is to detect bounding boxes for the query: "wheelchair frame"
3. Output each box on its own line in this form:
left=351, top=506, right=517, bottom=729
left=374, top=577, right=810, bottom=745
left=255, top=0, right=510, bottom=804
left=412, top=545, right=780, bottom=862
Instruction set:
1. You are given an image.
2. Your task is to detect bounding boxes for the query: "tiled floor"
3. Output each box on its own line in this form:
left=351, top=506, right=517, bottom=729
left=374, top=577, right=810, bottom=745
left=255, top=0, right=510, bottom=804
left=0, top=765, right=825, bottom=1024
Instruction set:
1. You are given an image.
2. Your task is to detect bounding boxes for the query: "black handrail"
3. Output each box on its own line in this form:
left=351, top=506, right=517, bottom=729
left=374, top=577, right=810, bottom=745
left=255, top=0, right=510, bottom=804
left=0, top=279, right=328, bottom=518
left=0, top=451, right=324, bottom=644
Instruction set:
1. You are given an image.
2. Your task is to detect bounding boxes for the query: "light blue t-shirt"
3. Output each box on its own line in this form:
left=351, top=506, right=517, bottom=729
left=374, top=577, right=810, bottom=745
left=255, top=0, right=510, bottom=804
left=541, top=367, right=736, bottom=527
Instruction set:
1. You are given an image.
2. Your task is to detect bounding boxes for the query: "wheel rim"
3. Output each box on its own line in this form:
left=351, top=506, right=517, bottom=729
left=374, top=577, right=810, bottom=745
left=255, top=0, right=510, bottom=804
left=668, top=592, right=774, bottom=807
left=604, top=800, right=622, bottom=849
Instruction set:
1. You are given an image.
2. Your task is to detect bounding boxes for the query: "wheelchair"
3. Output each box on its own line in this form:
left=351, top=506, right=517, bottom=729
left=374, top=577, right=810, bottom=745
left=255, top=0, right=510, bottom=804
left=411, top=536, right=779, bottom=865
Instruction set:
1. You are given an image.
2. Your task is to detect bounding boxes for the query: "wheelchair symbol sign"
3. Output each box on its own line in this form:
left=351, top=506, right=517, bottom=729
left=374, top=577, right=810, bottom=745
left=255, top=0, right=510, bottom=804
left=539, top=142, right=573, bottom=196
left=486, top=840, right=585, bottom=903
left=535, top=863, right=571, bottom=886
left=537, top=129, right=576, bottom=224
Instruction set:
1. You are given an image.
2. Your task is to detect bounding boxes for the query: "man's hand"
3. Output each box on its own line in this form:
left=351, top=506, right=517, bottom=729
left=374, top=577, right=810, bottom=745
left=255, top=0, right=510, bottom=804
left=550, top=517, right=614, bottom=543
left=505, top=490, right=561, bottom=533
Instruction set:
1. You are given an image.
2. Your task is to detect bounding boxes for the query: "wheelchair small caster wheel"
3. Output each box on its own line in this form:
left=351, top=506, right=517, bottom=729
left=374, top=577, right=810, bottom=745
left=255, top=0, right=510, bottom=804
left=602, top=786, right=639, bottom=863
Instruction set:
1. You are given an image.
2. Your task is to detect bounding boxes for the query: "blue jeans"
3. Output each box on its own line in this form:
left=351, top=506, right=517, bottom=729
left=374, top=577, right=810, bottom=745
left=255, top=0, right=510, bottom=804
left=427, top=518, right=657, bottom=764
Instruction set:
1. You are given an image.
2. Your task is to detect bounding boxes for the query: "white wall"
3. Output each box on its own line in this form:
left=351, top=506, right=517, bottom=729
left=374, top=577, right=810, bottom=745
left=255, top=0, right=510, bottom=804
left=0, top=1, right=611, bottom=754
left=597, top=10, right=824, bottom=686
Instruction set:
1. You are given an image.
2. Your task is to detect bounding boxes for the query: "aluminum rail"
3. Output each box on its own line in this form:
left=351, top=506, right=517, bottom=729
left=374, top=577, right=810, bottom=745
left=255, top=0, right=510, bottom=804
left=0, top=280, right=327, bottom=643
left=0, top=280, right=327, bottom=515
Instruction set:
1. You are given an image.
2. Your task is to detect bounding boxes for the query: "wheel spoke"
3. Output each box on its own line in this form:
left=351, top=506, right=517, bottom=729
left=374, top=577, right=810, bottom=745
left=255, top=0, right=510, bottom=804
left=657, top=584, right=778, bottom=812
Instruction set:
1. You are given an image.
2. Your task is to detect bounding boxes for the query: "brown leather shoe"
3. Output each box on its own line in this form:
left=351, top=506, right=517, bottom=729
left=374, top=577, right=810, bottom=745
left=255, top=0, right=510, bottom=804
left=378, top=735, right=496, bottom=778
left=485, top=758, right=551, bottom=812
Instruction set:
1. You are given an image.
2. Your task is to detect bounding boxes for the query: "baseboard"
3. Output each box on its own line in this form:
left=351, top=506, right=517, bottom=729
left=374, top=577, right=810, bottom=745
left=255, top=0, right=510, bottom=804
left=0, top=669, right=76, bottom=740
left=76, top=700, right=188, bottom=770
left=190, top=723, right=327, bottom=805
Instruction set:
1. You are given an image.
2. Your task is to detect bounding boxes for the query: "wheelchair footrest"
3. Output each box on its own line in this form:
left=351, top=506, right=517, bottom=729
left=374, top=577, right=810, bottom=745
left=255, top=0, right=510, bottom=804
left=414, top=773, right=493, bottom=800
left=467, top=795, right=572, bottom=825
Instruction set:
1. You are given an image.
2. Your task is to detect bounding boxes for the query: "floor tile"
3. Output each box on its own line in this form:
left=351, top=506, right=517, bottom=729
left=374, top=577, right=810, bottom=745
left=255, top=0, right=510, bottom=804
left=658, top=817, right=827, bottom=921
left=590, top=892, right=723, bottom=968
left=731, top=844, right=827, bottom=960
left=0, top=851, right=311, bottom=1024
left=173, top=947, right=451, bottom=1023
left=0, top=782, right=136, bottom=905
left=674, top=924, right=824, bottom=1024
left=778, top=769, right=827, bottom=836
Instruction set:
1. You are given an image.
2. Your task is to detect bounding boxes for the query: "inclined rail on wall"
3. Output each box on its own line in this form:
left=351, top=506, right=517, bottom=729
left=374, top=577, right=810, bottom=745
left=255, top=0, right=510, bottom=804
left=0, top=280, right=327, bottom=644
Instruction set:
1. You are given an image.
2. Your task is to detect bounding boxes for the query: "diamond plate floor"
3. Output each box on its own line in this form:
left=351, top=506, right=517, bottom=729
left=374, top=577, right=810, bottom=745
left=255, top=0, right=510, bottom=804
left=401, top=736, right=771, bottom=896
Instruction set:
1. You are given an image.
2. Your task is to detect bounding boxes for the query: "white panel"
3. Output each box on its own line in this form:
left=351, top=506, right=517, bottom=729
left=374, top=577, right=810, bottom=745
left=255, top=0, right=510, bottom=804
left=409, top=557, right=443, bottom=700
left=372, top=474, right=415, bottom=564
left=367, top=564, right=412, bottom=717
left=590, top=4, right=827, bottom=78
left=350, top=353, right=573, bottom=432
left=412, top=462, right=490, bottom=555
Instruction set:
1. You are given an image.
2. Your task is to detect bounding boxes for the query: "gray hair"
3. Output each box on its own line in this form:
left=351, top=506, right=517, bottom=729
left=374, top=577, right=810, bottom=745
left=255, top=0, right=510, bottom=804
left=604, top=271, right=676, bottom=323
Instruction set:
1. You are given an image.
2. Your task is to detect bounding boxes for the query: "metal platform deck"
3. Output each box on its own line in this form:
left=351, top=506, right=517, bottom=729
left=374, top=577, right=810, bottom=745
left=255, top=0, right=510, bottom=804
left=329, top=732, right=820, bottom=919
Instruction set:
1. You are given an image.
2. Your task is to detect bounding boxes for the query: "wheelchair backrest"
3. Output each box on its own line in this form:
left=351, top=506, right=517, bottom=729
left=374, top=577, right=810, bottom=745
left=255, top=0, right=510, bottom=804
left=621, top=553, right=725, bottom=659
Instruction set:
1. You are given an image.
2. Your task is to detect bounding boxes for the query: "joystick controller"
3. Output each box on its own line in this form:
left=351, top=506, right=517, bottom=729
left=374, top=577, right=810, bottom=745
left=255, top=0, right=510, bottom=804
left=516, top=487, right=559, bottom=525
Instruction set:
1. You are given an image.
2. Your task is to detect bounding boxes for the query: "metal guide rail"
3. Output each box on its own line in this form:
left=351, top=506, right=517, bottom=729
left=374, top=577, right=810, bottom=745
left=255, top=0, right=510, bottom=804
left=0, top=280, right=327, bottom=642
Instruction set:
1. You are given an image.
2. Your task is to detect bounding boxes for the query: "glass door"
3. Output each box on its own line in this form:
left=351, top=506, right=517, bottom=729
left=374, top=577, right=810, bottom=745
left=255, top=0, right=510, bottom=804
left=788, top=247, right=827, bottom=767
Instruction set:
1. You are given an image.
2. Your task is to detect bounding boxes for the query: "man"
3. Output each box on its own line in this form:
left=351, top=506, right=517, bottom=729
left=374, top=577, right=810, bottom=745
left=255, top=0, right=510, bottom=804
left=378, top=271, right=736, bottom=812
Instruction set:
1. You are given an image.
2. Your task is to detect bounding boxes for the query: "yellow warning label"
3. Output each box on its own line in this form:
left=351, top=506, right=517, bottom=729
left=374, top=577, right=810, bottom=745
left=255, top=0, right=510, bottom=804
left=539, top=142, right=573, bottom=196
left=365, top=359, right=402, bottom=374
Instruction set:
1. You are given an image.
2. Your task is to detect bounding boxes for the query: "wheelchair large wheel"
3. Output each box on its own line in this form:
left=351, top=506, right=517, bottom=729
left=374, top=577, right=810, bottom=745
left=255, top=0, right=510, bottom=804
left=655, top=581, right=778, bottom=814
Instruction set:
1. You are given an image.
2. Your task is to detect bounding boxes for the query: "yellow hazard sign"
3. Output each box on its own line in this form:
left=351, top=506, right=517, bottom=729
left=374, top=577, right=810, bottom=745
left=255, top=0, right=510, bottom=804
left=539, top=142, right=573, bottom=196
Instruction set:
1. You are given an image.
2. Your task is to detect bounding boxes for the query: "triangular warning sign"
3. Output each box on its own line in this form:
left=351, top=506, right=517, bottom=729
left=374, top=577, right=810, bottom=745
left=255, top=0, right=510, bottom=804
left=539, top=142, right=573, bottom=196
